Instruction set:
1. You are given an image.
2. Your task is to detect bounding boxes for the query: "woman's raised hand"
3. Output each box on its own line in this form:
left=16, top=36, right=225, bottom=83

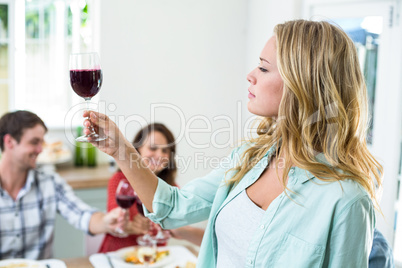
left=83, top=111, right=132, bottom=158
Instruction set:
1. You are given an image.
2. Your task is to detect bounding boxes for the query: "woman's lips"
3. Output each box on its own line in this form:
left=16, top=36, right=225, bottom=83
left=248, top=89, right=255, bottom=98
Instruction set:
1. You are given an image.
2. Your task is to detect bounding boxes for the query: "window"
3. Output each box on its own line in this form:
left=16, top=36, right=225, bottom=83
left=0, top=3, right=9, bottom=117
left=305, top=0, right=402, bottom=261
left=331, top=17, right=381, bottom=145
left=11, top=0, right=99, bottom=127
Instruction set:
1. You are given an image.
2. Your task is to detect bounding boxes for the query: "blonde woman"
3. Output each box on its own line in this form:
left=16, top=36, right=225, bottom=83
left=84, top=20, right=382, bottom=267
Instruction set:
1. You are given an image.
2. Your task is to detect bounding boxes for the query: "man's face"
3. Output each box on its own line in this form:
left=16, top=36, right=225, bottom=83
left=9, top=124, right=46, bottom=170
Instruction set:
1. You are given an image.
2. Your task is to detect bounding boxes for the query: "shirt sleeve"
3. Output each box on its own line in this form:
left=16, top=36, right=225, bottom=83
left=145, top=147, right=240, bottom=229
left=54, top=173, right=98, bottom=234
left=327, top=195, right=375, bottom=268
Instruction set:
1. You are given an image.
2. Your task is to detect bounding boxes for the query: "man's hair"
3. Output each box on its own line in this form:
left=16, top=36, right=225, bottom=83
left=0, top=110, right=48, bottom=151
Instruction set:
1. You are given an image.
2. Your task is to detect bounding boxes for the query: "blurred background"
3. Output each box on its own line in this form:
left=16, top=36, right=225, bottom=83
left=0, top=0, right=401, bottom=263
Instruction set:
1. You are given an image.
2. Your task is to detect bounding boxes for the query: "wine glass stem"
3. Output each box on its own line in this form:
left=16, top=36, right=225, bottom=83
left=85, top=98, right=95, bottom=135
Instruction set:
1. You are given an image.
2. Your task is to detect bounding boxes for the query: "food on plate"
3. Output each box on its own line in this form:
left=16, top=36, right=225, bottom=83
left=124, top=248, right=169, bottom=265
left=37, top=140, right=71, bottom=164
left=174, top=262, right=196, bottom=268
left=185, top=262, right=196, bottom=268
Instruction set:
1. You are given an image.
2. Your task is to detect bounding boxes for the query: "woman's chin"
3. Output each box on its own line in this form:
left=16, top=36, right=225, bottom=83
left=247, top=103, right=259, bottom=116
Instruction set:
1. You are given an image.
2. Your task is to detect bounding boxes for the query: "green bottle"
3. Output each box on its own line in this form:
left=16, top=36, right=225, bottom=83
left=74, top=126, right=84, bottom=167
left=87, top=143, right=97, bottom=167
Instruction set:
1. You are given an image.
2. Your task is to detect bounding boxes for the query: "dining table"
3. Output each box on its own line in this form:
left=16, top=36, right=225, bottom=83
left=62, top=257, right=93, bottom=268
left=61, top=244, right=199, bottom=268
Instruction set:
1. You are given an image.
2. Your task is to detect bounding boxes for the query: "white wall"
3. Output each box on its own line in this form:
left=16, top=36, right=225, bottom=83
left=99, top=0, right=252, bottom=185
left=98, top=0, right=305, bottom=185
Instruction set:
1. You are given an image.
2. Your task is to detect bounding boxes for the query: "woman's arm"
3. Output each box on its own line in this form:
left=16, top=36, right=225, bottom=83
left=84, top=111, right=240, bottom=228
left=325, top=196, right=375, bottom=267
left=84, top=111, right=159, bottom=212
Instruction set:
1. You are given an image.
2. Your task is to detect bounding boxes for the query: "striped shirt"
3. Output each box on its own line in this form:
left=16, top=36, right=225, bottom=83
left=0, top=169, right=98, bottom=260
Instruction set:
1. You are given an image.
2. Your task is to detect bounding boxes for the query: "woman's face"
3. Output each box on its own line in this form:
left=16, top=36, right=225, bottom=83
left=137, top=131, right=171, bottom=175
left=247, top=35, right=284, bottom=118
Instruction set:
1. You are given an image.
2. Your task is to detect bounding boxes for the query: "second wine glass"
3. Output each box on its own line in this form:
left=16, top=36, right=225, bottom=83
left=115, top=179, right=136, bottom=237
left=135, top=195, right=169, bottom=246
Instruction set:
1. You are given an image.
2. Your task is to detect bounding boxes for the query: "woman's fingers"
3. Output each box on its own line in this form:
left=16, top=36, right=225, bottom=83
left=89, top=111, right=108, bottom=129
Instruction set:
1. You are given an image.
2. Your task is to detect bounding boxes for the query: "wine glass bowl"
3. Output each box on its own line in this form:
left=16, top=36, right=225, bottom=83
left=114, top=179, right=136, bottom=237
left=69, top=52, right=106, bottom=142
left=135, top=195, right=145, bottom=216
left=70, top=68, right=102, bottom=99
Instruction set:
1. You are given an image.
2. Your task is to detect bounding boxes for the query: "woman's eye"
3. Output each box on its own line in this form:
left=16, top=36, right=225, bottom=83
left=259, top=67, right=268, bottom=72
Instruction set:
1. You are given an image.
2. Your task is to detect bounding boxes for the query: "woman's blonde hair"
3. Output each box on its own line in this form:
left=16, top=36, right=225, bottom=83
left=228, top=20, right=383, bottom=206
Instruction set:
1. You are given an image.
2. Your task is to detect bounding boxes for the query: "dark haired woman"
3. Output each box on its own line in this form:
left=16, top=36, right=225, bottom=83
left=98, top=123, right=177, bottom=252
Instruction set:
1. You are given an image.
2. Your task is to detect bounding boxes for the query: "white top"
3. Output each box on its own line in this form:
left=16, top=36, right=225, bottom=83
left=215, top=190, right=265, bottom=268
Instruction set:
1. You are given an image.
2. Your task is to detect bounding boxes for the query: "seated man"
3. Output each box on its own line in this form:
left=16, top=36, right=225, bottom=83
left=369, top=228, right=394, bottom=268
left=0, top=110, right=127, bottom=260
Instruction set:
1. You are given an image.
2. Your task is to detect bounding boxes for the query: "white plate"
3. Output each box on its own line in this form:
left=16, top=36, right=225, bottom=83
left=40, top=259, right=66, bottom=268
left=108, top=246, right=174, bottom=268
left=0, top=259, right=47, bottom=268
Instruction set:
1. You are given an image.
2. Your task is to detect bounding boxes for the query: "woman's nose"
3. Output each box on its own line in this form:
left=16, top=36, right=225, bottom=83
left=247, top=69, right=256, bottom=84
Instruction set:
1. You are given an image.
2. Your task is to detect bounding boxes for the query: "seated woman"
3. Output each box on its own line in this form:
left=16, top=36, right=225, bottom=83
left=99, top=123, right=203, bottom=252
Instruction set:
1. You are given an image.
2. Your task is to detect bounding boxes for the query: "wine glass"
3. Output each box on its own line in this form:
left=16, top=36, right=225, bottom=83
left=69, top=52, right=107, bottom=142
left=137, top=236, right=157, bottom=267
left=114, top=179, right=136, bottom=237
left=135, top=194, right=169, bottom=246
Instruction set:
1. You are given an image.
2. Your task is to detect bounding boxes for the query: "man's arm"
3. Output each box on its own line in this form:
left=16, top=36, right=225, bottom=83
left=53, top=173, right=128, bottom=235
left=88, top=211, right=108, bottom=234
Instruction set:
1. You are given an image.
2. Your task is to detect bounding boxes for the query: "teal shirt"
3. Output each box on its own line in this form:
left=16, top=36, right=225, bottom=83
left=146, top=144, right=375, bottom=267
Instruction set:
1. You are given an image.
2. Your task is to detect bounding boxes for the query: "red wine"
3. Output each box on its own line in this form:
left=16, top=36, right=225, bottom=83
left=136, top=198, right=144, bottom=215
left=116, top=195, right=136, bottom=209
left=70, top=69, right=102, bottom=98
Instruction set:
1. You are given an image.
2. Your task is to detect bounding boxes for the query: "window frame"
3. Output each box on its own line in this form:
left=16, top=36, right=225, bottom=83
left=8, top=0, right=101, bottom=129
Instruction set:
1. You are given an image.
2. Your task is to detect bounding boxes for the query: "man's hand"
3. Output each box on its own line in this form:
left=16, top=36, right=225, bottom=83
left=103, top=207, right=129, bottom=237
left=97, top=208, right=150, bottom=237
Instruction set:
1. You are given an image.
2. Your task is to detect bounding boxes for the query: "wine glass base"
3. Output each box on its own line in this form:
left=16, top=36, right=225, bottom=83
left=114, top=227, right=129, bottom=238
left=76, top=133, right=107, bottom=142
left=137, top=235, right=156, bottom=246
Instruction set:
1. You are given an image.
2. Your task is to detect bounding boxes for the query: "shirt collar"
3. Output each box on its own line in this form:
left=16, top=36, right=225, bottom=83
left=296, top=153, right=333, bottom=184
left=249, top=143, right=330, bottom=185
left=0, top=169, right=36, bottom=199
left=15, top=169, right=36, bottom=200
left=293, top=167, right=315, bottom=184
